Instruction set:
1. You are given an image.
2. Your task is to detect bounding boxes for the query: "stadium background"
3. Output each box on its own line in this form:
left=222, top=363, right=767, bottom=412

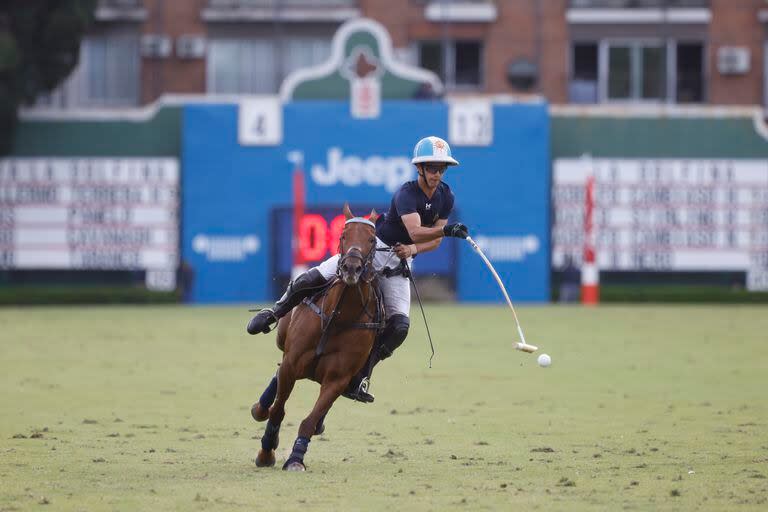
left=2, top=0, right=768, bottom=305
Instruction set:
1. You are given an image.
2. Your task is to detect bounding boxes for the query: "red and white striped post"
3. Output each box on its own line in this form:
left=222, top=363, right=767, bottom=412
left=582, top=173, right=599, bottom=305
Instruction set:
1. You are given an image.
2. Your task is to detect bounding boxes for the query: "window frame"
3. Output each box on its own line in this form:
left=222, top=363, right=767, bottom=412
left=35, top=33, right=140, bottom=109
left=206, top=36, right=332, bottom=95
left=415, top=39, right=484, bottom=91
left=571, top=38, right=706, bottom=105
left=598, top=38, right=674, bottom=104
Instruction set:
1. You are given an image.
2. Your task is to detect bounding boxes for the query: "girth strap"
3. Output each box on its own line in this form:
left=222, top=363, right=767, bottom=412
left=303, top=298, right=384, bottom=331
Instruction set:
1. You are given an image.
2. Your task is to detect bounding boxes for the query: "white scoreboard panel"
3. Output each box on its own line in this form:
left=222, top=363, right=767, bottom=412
left=552, top=158, right=768, bottom=291
left=0, top=158, right=179, bottom=273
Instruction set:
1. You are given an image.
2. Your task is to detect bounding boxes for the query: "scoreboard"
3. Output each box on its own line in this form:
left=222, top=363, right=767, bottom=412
left=552, top=158, right=768, bottom=290
left=0, top=158, right=179, bottom=284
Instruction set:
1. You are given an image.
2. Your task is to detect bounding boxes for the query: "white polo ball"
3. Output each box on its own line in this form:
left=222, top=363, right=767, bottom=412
left=537, top=353, right=552, bottom=368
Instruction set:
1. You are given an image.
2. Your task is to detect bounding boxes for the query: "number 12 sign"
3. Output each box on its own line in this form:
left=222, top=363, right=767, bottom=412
left=449, top=100, right=493, bottom=146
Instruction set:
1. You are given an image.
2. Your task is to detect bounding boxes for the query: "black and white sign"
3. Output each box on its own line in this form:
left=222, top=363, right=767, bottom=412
left=0, top=158, right=179, bottom=278
left=553, top=158, right=768, bottom=290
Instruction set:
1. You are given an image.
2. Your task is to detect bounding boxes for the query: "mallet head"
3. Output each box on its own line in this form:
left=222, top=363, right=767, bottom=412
left=515, top=342, right=538, bottom=353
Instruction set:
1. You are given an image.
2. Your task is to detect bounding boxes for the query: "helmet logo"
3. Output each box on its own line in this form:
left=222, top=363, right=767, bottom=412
left=432, top=138, right=448, bottom=156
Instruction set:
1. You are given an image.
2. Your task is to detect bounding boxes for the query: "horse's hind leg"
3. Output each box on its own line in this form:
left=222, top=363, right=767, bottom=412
left=283, top=378, right=346, bottom=471
left=255, top=361, right=297, bottom=468
left=315, top=411, right=327, bottom=436
left=251, top=369, right=278, bottom=422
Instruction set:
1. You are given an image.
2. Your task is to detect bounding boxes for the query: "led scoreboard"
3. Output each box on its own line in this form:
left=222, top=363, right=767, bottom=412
left=552, top=158, right=768, bottom=290
left=270, top=206, right=457, bottom=292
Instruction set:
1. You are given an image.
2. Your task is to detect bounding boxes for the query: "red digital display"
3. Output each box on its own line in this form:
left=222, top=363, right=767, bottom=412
left=296, top=213, right=371, bottom=263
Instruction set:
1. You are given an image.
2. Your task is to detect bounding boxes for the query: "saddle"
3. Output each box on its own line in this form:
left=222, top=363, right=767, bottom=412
left=301, top=277, right=386, bottom=358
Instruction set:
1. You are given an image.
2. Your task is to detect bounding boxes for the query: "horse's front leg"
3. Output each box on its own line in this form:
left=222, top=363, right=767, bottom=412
left=255, top=360, right=297, bottom=467
left=283, top=377, right=347, bottom=471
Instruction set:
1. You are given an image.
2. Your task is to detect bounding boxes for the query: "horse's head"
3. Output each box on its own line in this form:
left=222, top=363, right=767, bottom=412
left=337, top=203, right=379, bottom=286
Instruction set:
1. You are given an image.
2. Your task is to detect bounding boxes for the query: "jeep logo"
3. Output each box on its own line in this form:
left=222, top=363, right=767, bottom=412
left=309, top=147, right=413, bottom=192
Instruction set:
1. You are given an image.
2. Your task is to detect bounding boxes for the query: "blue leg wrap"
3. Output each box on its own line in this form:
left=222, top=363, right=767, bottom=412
left=288, top=436, right=310, bottom=462
left=261, top=420, right=280, bottom=451
left=258, top=375, right=278, bottom=410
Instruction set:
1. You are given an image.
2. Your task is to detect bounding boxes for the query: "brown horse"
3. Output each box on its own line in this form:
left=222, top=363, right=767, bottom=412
left=251, top=204, right=383, bottom=471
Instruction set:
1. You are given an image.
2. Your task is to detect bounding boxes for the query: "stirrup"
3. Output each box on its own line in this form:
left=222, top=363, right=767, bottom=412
left=342, top=377, right=375, bottom=404
left=247, top=308, right=277, bottom=335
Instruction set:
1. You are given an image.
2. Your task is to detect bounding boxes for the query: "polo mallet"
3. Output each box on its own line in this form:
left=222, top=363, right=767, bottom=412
left=466, top=236, right=539, bottom=354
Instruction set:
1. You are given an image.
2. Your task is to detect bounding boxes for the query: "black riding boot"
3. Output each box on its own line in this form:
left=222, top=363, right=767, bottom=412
left=246, top=269, right=327, bottom=335
left=343, top=314, right=410, bottom=403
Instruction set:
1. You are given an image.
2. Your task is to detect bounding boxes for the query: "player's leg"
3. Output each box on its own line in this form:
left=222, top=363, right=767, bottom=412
left=246, top=256, right=338, bottom=335
left=343, top=272, right=410, bottom=403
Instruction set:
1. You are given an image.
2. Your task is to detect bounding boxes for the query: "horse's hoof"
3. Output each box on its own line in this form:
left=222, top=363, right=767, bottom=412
left=315, top=422, right=325, bottom=435
left=283, top=460, right=306, bottom=472
left=251, top=402, right=269, bottom=422
left=255, top=449, right=275, bottom=467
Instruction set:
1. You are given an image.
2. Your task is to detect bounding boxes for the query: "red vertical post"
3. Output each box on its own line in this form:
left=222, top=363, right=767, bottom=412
left=582, top=173, right=599, bottom=305
left=292, top=163, right=307, bottom=279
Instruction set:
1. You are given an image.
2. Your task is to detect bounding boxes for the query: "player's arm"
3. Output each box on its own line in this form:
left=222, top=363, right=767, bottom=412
left=402, top=212, right=469, bottom=243
left=401, top=212, right=444, bottom=243
left=414, top=219, right=447, bottom=254
left=395, top=219, right=447, bottom=258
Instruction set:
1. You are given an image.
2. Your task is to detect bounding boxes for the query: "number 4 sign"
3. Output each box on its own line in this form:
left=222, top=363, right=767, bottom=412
left=239, top=98, right=283, bottom=146
left=448, top=100, right=493, bottom=146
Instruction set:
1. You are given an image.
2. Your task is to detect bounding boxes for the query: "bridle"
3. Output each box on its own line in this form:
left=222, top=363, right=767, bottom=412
left=336, top=217, right=378, bottom=284
left=308, top=217, right=381, bottom=359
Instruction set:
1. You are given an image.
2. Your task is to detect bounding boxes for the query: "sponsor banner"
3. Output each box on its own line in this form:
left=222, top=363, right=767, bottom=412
left=192, top=234, right=261, bottom=262
left=182, top=101, right=549, bottom=303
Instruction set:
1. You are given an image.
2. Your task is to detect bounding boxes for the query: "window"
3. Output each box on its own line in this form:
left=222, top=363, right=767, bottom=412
left=570, top=42, right=598, bottom=103
left=676, top=43, right=704, bottom=103
left=607, top=45, right=632, bottom=99
left=208, top=37, right=330, bottom=94
left=606, top=42, right=666, bottom=101
left=569, top=40, right=703, bottom=103
left=569, top=0, right=709, bottom=7
left=417, top=40, right=483, bottom=89
left=36, top=35, right=140, bottom=109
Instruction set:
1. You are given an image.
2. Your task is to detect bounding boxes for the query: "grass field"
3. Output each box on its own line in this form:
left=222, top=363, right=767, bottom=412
left=1, top=304, right=767, bottom=511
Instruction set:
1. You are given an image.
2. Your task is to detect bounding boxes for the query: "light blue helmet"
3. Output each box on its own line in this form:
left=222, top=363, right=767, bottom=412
left=411, top=136, right=459, bottom=166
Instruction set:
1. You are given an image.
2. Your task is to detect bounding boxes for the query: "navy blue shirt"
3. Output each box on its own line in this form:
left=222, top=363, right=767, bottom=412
left=376, top=180, right=455, bottom=246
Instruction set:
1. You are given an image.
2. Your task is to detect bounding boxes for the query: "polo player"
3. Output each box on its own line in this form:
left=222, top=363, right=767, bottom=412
left=247, top=136, right=469, bottom=403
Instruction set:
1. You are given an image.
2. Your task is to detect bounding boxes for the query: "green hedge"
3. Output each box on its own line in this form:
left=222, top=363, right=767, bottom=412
left=5, top=284, right=768, bottom=306
left=0, top=286, right=178, bottom=305
left=573, top=285, right=768, bottom=304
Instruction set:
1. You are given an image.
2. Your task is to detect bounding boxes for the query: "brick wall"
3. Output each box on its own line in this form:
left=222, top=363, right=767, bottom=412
left=124, top=1, right=767, bottom=107
left=708, top=0, right=765, bottom=105
left=364, top=0, right=569, bottom=101
left=141, top=0, right=207, bottom=103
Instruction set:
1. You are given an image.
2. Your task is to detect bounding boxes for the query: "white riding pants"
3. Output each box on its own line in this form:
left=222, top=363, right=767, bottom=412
left=312, top=238, right=411, bottom=319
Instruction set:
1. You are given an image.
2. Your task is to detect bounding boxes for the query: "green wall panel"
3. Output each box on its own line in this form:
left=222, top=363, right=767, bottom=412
left=11, top=106, right=182, bottom=157
left=552, top=115, right=768, bottom=159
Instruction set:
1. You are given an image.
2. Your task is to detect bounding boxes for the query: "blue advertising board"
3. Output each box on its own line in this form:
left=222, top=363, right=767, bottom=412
left=181, top=100, right=550, bottom=304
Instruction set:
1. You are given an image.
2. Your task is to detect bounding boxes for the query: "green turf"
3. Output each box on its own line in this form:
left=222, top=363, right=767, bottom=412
left=1, top=304, right=766, bottom=511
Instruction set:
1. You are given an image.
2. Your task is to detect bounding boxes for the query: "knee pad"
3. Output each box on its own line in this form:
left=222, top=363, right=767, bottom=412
left=379, top=314, right=410, bottom=360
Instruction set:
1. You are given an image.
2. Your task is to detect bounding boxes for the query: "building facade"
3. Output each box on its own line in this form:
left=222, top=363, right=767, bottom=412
left=34, top=0, right=768, bottom=109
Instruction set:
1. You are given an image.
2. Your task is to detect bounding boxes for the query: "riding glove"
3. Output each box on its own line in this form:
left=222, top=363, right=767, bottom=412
left=443, top=223, right=469, bottom=239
